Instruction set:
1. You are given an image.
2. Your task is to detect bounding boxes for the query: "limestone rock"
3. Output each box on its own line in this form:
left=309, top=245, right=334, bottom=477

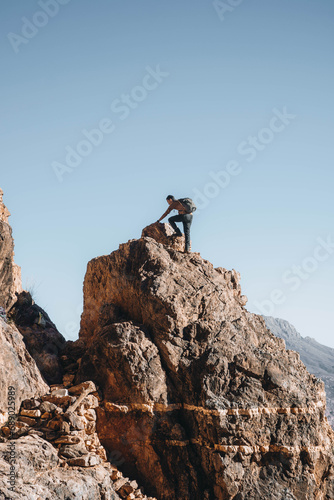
left=0, top=318, right=49, bottom=427
left=77, top=235, right=334, bottom=500
left=0, top=188, right=22, bottom=311
left=0, top=434, right=121, bottom=499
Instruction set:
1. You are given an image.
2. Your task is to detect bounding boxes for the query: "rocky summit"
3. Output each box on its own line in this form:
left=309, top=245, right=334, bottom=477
left=75, top=223, right=334, bottom=499
left=1, top=197, right=334, bottom=500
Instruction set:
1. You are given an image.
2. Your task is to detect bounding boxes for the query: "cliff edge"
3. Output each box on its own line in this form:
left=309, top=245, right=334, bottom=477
left=0, top=189, right=22, bottom=310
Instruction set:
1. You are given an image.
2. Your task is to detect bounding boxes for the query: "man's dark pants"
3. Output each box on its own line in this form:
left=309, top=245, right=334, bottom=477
left=168, top=213, right=193, bottom=251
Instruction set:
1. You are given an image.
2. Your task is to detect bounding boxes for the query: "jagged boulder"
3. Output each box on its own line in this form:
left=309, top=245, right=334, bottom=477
left=141, top=222, right=186, bottom=252
left=76, top=234, right=334, bottom=499
left=8, top=291, right=67, bottom=385
left=0, top=188, right=22, bottom=311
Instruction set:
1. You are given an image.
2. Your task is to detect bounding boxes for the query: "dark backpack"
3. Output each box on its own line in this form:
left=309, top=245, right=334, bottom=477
left=178, top=197, right=197, bottom=213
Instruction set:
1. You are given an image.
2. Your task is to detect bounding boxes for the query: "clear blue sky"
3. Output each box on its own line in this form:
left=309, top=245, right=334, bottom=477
left=1, top=0, right=333, bottom=346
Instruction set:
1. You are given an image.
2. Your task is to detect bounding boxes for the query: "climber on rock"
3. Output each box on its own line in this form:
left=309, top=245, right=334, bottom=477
left=156, top=195, right=196, bottom=253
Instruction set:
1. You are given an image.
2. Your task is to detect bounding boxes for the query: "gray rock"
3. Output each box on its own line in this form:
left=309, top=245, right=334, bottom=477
left=264, top=315, right=334, bottom=428
left=0, top=435, right=120, bottom=499
left=59, top=443, right=89, bottom=458
left=0, top=319, right=48, bottom=427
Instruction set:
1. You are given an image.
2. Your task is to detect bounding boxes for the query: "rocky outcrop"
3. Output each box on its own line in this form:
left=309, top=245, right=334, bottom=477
left=264, top=316, right=334, bottom=428
left=141, top=222, right=186, bottom=252
left=0, top=188, right=22, bottom=311
left=0, top=318, right=49, bottom=427
left=0, top=379, right=156, bottom=499
left=8, top=291, right=67, bottom=385
left=76, top=227, right=334, bottom=499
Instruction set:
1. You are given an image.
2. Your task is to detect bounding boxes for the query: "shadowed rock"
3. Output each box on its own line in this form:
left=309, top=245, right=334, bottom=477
left=8, top=291, right=67, bottom=385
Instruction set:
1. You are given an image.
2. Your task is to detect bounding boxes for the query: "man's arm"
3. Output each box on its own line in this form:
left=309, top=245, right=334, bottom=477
left=157, top=206, right=171, bottom=222
left=157, top=203, right=174, bottom=223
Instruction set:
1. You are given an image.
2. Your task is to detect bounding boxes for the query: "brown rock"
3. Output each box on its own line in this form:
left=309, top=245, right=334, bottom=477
left=113, top=477, right=129, bottom=491
left=68, top=380, right=96, bottom=395
left=141, top=222, right=185, bottom=252
left=7, top=290, right=67, bottom=385
left=77, top=234, right=334, bottom=500
left=41, top=394, right=75, bottom=406
left=1, top=427, right=11, bottom=437
left=47, top=418, right=61, bottom=431
left=54, top=435, right=82, bottom=445
left=63, top=373, right=75, bottom=386
left=21, top=398, right=41, bottom=410
left=41, top=412, right=53, bottom=420
left=67, top=453, right=101, bottom=467
left=0, top=189, right=22, bottom=310
left=18, top=416, right=37, bottom=426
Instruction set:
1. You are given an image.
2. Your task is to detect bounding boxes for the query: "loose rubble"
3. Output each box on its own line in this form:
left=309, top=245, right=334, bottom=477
left=0, top=380, right=156, bottom=500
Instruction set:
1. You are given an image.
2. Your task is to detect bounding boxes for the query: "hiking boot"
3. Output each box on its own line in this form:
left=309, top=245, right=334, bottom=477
left=170, top=233, right=182, bottom=239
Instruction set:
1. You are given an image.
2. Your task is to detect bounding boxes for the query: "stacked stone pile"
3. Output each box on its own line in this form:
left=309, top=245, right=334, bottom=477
left=0, top=380, right=156, bottom=500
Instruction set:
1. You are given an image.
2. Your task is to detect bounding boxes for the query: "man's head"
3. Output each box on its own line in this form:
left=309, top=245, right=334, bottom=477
left=166, top=195, right=175, bottom=205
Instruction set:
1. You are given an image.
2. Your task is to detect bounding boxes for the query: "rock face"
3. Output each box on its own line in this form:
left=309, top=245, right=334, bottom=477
left=8, top=291, right=67, bottom=385
left=264, top=316, right=334, bottom=428
left=0, top=188, right=22, bottom=311
left=77, top=228, right=334, bottom=499
left=0, top=318, right=49, bottom=427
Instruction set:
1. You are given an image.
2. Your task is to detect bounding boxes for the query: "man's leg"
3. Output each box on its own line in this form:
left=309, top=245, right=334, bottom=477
left=182, top=214, right=193, bottom=251
left=168, top=215, right=183, bottom=236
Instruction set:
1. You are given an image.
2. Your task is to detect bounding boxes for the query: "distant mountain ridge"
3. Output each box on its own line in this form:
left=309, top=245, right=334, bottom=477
left=264, top=316, right=334, bottom=427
